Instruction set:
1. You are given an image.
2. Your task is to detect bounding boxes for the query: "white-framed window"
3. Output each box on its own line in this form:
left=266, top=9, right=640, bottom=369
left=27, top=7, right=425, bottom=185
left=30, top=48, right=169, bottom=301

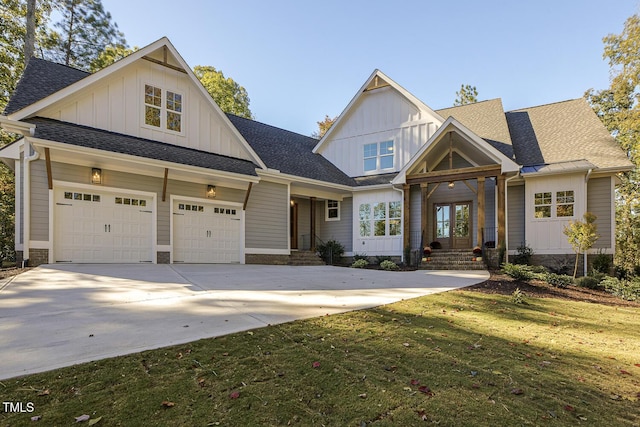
left=363, top=141, right=394, bottom=172
left=144, top=84, right=183, bottom=133
left=534, top=190, right=574, bottom=219
left=326, top=199, right=340, bottom=221
left=359, top=202, right=402, bottom=237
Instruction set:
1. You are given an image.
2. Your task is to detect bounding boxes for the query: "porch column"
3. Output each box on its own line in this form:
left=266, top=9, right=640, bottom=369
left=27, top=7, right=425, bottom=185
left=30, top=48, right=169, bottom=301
left=310, top=197, right=316, bottom=251
left=477, top=177, right=485, bottom=246
left=497, top=174, right=506, bottom=247
left=420, top=183, right=428, bottom=248
left=403, top=184, right=411, bottom=250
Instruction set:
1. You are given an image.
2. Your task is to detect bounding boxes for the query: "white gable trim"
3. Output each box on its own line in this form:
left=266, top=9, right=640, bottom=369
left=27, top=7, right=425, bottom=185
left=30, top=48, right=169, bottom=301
left=392, top=117, right=520, bottom=185
left=9, top=38, right=268, bottom=170
left=312, top=69, right=445, bottom=153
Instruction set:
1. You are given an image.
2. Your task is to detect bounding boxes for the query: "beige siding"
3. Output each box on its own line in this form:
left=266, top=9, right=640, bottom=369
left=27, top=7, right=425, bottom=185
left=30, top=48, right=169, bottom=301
left=50, top=162, right=244, bottom=246
left=245, top=181, right=288, bottom=250
left=317, top=197, right=353, bottom=252
left=29, top=160, right=49, bottom=241
left=508, top=184, right=525, bottom=249
left=587, top=177, right=612, bottom=248
left=38, top=60, right=255, bottom=161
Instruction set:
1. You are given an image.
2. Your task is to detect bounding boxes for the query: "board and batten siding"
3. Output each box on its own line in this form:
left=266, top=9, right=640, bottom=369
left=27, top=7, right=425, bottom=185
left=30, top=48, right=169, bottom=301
left=587, top=177, right=612, bottom=249
left=318, top=87, right=441, bottom=177
left=245, top=181, right=288, bottom=250
left=38, top=60, right=254, bottom=162
left=507, top=184, right=525, bottom=250
left=524, top=173, right=586, bottom=253
left=317, top=197, right=353, bottom=252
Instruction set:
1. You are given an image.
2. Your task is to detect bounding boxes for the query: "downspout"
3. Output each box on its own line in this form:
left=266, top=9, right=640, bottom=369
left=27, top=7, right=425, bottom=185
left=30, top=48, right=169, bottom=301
left=584, top=168, right=593, bottom=277
left=23, top=138, right=40, bottom=267
left=504, top=172, right=520, bottom=264
left=393, top=185, right=405, bottom=263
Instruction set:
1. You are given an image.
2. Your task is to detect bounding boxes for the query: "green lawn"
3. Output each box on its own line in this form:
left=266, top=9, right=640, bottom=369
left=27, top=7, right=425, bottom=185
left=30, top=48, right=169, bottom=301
left=1, top=283, right=639, bottom=426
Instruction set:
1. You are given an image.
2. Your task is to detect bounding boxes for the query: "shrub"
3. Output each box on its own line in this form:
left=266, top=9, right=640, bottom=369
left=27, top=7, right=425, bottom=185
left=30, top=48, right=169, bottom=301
left=592, top=250, right=612, bottom=274
left=351, top=259, right=369, bottom=269
left=511, top=287, right=526, bottom=304
left=380, top=260, right=399, bottom=271
left=502, top=263, right=535, bottom=281
left=375, top=255, right=392, bottom=265
left=353, top=253, right=369, bottom=262
left=576, top=275, right=603, bottom=290
left=317, top=239, right=345, bottom=265
left=512, top=243, right=533, bottom=265
left=543, top=272, right=573, bottom=288
left=601, top=276, right=640, bottom=301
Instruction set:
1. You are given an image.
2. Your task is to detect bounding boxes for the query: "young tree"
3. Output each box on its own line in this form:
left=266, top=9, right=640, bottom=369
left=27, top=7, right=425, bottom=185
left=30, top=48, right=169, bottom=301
left=453, top=84, right=479, bottom=106
left=312, top=115, right=336, bottom=139
left=563, top=212, right=599, bottom=279
left=46, top=0, right=127, bottom=70
left=585, top=13, right=640, bottom=276
left=193, top=65, right=253, bottom=119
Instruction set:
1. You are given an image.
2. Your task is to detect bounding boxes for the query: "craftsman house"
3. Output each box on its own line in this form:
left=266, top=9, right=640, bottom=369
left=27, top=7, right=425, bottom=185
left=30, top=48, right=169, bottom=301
left=0, top=38, right=633, bottom=268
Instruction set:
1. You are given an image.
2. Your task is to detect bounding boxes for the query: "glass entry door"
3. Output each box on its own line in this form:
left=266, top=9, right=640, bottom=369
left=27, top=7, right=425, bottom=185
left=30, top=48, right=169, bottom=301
left=434, top=202, right=472, bottom=249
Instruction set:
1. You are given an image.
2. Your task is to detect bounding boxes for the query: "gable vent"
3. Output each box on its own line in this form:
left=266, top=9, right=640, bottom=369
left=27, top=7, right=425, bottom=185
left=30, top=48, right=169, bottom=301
left=364, top=75, right=391, bottom=92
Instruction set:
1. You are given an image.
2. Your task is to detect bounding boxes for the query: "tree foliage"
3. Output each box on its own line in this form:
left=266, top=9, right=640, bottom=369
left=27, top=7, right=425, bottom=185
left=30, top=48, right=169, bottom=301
left=453, top=84, right=478, bottom=106
left=563, top=212, right=599, bottom=279
left=585, top=14, right=640, bottom=277
left=193, top=65, right=253, bottom=119
left=312, top=115, right=336, bottom=139
left=89, top=44, right=137, bottom=72
left=45, top=0, right=127, bottom=70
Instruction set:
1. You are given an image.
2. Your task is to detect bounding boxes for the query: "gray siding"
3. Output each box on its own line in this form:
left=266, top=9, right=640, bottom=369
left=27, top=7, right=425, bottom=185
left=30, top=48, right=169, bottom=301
left=50, top=162, right=245, bottom=246
left=245, top=181, right=288, bottom=250
left=587, top=177, right=612, bottom=248
left=29, top=160, right=49, bottom=241
left=317, top=197, right=353, bottom=252
left=507, top=184, right=525, bottom=249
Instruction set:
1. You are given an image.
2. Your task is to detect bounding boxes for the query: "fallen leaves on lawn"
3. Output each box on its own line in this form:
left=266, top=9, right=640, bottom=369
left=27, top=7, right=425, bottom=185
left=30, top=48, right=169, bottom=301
left=161, top=401, right=175, bottom=408
left=75, top=414, right=90, bottom=422
left=418, top=385, right=434, bottom=396
left=511, top=388, right=524, bottom=395
left=312, top=361, right=321, bottom=368
left=31, top=415, right=42, bottom=421
left=88, top=416, right=103, bottom=425
left=229, top=391, right=240, bottom=399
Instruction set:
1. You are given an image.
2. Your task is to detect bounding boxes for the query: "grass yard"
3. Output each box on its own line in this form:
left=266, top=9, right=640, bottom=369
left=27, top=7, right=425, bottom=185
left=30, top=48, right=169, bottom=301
left=1, top=274, right=639, bottom=426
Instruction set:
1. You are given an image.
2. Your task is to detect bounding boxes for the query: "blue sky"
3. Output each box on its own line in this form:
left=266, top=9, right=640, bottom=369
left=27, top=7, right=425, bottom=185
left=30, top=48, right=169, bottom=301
left=101, top=0, right=639, bottom=136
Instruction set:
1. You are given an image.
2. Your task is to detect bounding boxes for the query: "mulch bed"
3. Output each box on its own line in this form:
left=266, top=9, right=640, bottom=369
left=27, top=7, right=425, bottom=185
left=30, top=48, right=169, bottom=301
left=467, top=271, right=640, bottom=308
left=0, top=267, right=32, bottom=281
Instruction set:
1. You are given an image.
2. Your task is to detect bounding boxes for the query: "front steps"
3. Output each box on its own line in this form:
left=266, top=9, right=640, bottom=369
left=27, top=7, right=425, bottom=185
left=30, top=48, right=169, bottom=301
left=419, top=249, right=487, bottom=270
left=288, top=250, right=325, bottom=266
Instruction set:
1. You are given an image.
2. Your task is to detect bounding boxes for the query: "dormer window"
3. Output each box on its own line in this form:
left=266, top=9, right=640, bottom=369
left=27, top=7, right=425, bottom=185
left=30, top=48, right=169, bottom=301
left=144, top=84, right=183, bottom=133
left=363, top=141, right=394, bottom=172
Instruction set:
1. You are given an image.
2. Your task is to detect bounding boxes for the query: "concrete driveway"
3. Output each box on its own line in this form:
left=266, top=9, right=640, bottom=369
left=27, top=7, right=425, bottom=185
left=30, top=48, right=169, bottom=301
left=0, top=264, right=488, bottom=380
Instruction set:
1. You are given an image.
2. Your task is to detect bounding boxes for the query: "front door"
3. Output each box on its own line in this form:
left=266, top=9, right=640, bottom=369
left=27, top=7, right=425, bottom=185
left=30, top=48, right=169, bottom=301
left=434, top=202, right=472, bottom=249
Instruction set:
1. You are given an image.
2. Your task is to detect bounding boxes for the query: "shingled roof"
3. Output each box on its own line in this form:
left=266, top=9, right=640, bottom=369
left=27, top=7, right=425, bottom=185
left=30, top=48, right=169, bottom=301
left=4, top=58, right=89, bottom=115
left=505, top=99, right=633, bottom=170
left=436, top=99, right=515, bottom=160
left=227, top=114, right=356, bottom=186
left=24, top=117, right=258, bottom=176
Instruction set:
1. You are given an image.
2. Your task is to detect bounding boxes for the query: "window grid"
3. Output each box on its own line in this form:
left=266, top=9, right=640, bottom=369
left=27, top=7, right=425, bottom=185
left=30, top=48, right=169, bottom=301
left=143, top=84, right=183, bottom=133
left=534, top=190, right=575, bottom=219
left=326, top=200, right=340, bottom=221
left=363, top=141, right=394, bottom=172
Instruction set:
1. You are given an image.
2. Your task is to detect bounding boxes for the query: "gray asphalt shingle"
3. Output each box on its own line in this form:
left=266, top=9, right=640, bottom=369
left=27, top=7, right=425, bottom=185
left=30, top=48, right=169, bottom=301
left=25, top=117, right=258, bottom=176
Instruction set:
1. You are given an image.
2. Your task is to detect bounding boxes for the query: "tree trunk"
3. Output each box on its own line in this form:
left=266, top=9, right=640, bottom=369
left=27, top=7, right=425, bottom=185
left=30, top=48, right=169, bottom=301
left=573, top=252, right=579, bottom=279
left=24, top=0, right=37, bottom=65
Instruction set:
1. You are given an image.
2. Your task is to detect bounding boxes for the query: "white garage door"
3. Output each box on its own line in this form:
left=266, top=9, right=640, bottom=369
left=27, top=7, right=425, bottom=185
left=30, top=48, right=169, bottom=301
left=173, top=200, right=241, bottom=263
left=54, top=188, right=154, bottom=263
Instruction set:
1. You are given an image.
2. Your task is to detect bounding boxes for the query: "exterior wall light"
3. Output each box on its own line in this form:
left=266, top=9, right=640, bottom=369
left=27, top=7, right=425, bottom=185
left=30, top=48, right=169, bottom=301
left=91, top=168, right=102, bottom=184
left=448, top=181, right=455, bottom=189
left=207, top=185, right=216, bottom=198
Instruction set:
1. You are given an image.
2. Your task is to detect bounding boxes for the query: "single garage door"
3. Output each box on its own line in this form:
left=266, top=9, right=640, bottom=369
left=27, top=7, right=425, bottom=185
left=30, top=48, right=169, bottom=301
left=54, top=188, right=154, bottom=263
left=173, top=200, right=241, bottom=263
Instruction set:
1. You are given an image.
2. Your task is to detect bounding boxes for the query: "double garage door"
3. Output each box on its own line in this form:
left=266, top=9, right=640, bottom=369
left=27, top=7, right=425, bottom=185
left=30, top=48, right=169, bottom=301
left=54, top=188, right=154, bottom=263
left=54, top=188, right=242, bottom=264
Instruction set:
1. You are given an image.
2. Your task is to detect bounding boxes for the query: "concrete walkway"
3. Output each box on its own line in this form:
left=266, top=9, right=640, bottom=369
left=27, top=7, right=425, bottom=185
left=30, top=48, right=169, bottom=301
left=0, top=264, right=489, bottom=380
